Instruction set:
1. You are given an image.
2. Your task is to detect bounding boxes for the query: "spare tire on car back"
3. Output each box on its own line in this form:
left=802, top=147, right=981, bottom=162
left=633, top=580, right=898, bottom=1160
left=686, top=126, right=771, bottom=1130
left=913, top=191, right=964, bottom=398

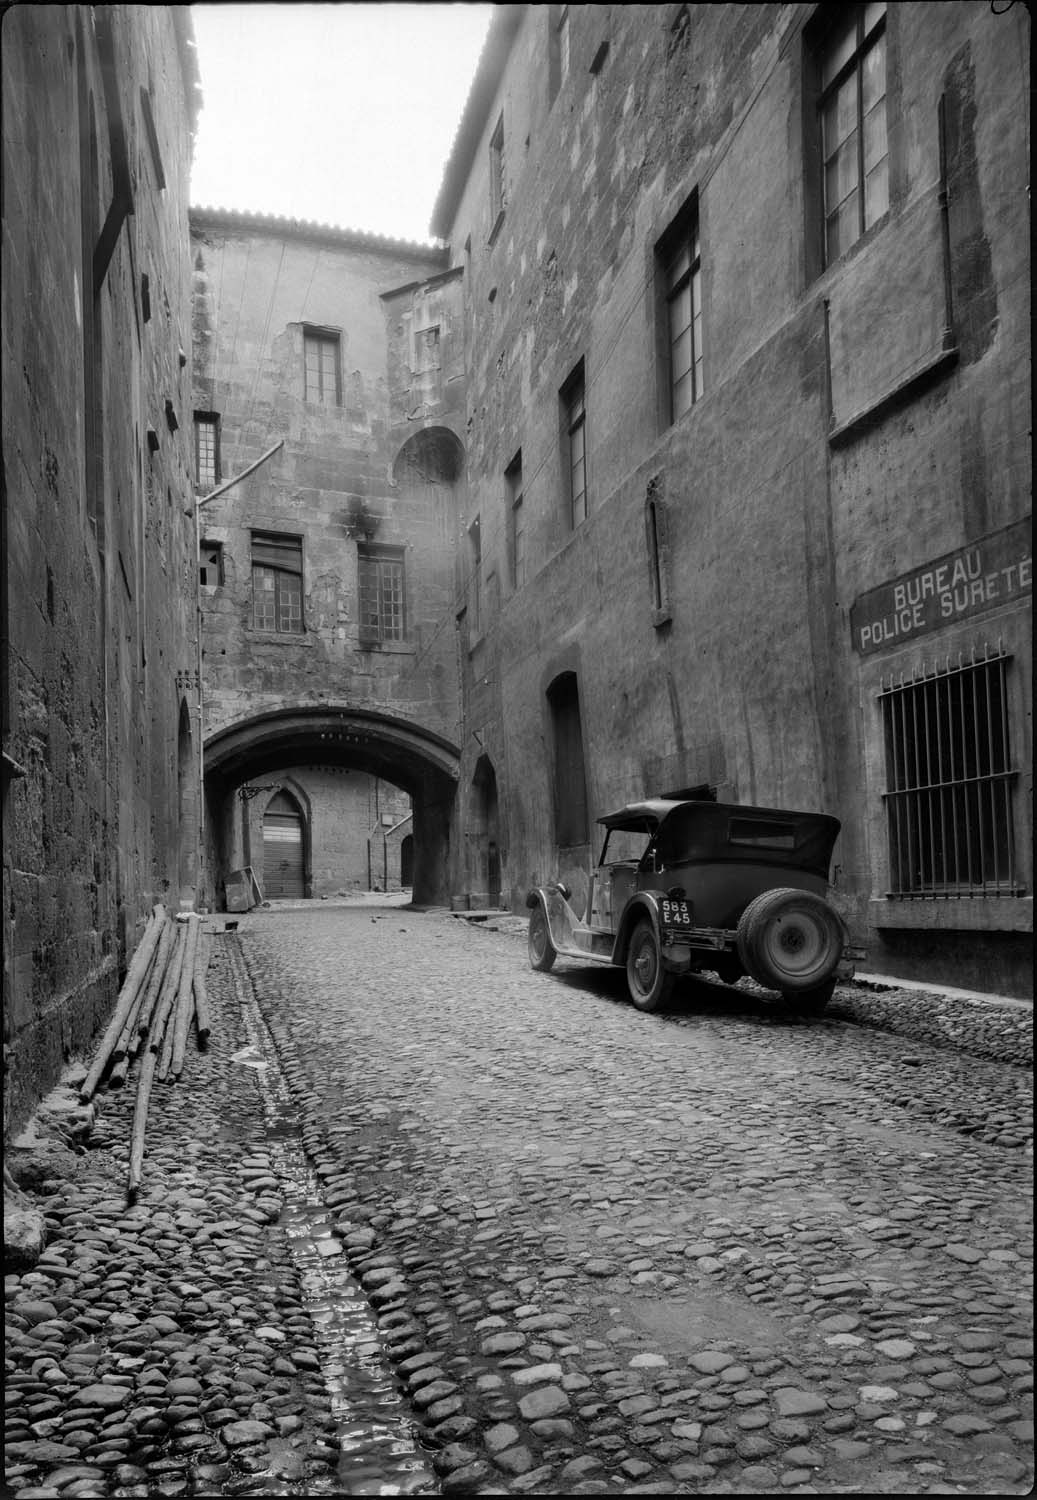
left=736, top=887, right=845, bottom=997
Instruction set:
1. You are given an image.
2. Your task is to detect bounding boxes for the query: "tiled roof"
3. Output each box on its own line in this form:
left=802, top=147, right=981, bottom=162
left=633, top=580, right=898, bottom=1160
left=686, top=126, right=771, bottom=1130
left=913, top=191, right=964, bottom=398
left=189, top=205, right=450, bottom=262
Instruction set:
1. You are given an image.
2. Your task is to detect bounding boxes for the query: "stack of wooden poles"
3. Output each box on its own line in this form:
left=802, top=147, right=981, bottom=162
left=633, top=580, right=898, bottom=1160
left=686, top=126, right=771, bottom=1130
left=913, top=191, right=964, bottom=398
left=78, top=904, right=213, bottom=1201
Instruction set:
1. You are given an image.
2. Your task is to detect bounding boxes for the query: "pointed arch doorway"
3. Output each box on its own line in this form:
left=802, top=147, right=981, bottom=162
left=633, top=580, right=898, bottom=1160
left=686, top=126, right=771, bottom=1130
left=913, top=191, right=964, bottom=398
left=262, top=790, right=306, bottom=899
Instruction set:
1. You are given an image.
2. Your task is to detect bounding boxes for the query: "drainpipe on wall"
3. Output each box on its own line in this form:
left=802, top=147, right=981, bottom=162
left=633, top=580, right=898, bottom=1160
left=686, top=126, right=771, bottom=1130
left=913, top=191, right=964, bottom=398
left=192, top=439, right=284, bottom=902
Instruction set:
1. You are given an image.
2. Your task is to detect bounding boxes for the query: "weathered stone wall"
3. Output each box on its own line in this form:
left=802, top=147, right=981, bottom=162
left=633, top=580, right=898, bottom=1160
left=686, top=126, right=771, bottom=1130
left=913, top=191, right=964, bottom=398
left=438, top=3, right=1032, bottom=994
left=190, top=216, right=466, bottom=904
left=2, top=5, right=201, bottom=1134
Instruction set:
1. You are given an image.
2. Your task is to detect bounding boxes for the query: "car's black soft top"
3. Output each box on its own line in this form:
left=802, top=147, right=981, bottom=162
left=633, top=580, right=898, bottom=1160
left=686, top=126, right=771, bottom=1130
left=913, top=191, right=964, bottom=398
left=598, top=800, right=840, bottom=881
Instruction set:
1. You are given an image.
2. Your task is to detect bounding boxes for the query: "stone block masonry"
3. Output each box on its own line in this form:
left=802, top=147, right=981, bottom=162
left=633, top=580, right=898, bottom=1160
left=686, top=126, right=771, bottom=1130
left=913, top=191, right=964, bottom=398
left=2, top=5, right=202, bottom=1135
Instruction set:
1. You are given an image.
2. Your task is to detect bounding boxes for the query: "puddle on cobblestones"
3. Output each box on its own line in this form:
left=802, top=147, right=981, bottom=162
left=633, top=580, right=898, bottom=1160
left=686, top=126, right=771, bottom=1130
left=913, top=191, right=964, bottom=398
left=235, top=955, right=439, bottom=1496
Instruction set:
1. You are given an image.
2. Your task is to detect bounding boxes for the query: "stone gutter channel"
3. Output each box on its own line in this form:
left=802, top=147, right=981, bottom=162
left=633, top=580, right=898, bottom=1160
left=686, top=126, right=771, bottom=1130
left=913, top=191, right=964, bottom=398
left=231, top=936, right=440, bottom=1497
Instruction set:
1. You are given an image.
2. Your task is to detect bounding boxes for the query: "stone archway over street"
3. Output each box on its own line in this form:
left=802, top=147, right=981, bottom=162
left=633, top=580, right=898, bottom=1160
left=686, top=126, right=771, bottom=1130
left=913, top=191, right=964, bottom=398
left=204, top=706, right=459, bottom=908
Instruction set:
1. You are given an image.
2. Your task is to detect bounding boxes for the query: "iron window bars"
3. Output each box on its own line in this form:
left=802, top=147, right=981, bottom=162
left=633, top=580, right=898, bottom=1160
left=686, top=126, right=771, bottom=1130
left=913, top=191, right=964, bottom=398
left=879, top=642, right=1018, bottom=898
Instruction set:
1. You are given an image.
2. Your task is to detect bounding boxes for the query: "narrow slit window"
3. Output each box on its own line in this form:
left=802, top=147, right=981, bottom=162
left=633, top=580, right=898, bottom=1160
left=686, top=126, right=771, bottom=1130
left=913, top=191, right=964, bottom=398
left=561, top=361, right=587, bottom=529
left=658, top=204, right=704, bottom=424
left=194, top=411, right=220, bottom=492
left=506, top=451, right=525, bottom=590
left=303, top=327, right=341, bottom=406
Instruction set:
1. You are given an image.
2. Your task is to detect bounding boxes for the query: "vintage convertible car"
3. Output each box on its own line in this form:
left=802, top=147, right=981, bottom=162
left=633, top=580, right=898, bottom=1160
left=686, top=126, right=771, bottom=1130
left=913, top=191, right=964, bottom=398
left=526, top=796, right=858, bottom=1015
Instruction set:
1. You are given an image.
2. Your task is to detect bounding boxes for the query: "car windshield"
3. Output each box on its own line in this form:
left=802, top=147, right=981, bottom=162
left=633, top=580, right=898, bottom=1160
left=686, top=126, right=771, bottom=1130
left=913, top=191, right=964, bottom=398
left=600, top=827, right=654, bottom=865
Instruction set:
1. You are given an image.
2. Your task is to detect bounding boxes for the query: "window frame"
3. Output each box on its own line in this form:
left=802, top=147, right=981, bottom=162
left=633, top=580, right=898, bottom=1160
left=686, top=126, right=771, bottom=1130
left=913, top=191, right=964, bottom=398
left=506, top=450, right=525, bottom=591
left=251, top=531, right=304, bottom=635
left=357, top=542, right=407, bottom=647
left=560, top=360, right=587, bottom=531
left=193, top=410, right=220, bottom=493
left=199, top=538, right=224, bottom=589
left=815, top=2, right=889, bottom=268
left=303, top=324, right=341, bottom=407
left=656, top=195, right=704, bottom=428
left=488, top=112, right=505, bottom=237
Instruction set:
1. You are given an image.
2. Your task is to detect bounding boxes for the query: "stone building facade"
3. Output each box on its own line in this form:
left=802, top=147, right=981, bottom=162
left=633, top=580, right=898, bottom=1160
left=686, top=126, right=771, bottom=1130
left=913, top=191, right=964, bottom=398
left=431, top=2, right=1032, bottom=995
left=189, top=213, right=466, bottom=907
left=2, top=6, right=202, bottom=1131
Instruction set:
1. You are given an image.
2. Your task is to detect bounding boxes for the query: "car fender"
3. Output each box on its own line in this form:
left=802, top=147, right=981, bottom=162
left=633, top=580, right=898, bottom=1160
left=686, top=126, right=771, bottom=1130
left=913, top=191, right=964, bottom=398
left=525, top=884, right=581, bottom=953
left=613, top=892, right=665, bottom=966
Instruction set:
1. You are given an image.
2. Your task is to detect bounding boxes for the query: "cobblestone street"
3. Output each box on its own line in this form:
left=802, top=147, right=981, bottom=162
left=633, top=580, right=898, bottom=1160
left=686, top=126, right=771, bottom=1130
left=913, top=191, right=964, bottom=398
left=5, top=901, right=1033, bottom=1498
left=243, top=904, right=1032, bottom=1495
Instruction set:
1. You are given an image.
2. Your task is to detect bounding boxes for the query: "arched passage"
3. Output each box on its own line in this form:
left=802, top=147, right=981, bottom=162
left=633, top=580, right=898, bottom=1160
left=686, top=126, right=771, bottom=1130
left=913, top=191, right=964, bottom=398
left=204, top=705, right=459, bottom=909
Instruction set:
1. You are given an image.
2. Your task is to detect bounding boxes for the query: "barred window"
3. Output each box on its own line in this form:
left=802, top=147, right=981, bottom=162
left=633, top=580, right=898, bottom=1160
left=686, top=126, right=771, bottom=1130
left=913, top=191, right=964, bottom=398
left=879, top=646, right=1019, bottom=897
left=252, top=532, right=303, bottom=633
left=358, top=545, right=405, bottom=644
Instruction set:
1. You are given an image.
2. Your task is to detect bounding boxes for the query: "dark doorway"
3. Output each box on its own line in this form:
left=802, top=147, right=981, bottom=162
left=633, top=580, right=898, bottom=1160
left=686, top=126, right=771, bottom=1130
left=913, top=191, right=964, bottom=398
left=262, top=790, right=305, bottom=898
left=400, top=833, right=414, bottom=888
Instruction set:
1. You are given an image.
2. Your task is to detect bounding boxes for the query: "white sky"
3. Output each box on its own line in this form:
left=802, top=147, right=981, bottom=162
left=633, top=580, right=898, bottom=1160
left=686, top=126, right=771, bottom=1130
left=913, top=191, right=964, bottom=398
left=189, top=3, right=493, bottom=244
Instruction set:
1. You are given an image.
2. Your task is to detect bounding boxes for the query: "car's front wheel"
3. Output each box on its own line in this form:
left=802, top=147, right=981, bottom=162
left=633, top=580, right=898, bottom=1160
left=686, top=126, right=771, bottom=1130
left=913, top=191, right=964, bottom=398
left=528, top=905, right=557, bottom=972
left=737, top=888, right=844, bottom=996
left=625, top=920, right=676, bottom=1013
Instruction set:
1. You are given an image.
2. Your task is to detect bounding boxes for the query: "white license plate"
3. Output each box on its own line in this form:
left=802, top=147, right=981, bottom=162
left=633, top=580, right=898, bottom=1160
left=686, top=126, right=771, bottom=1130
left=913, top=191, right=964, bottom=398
left=660, top=898, right=693, bottom=927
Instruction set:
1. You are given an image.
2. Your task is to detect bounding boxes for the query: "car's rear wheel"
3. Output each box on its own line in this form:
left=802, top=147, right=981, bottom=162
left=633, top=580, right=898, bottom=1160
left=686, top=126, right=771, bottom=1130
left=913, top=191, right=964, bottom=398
left=736, top=888, right=844, bottom=995
left=782, top=979, right=836, bottom=1014
left=626, top=920, right=676, bottom=1013
left=528, top=905, right=557, bottom=972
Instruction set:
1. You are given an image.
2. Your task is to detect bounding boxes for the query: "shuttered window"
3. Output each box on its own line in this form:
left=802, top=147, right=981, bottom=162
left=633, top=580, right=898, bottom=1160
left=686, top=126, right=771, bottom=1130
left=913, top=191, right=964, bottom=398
left=252, top=532, right=303, bottom=633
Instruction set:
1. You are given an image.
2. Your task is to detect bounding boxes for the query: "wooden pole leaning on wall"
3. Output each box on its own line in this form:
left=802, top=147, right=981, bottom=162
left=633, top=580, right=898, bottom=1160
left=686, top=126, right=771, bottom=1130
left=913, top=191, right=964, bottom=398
left=134, top=916, right=177, bottom=1047
left=80, top=904, right=166, bottom=1103
left=170, top=914, right=201, bottom=1079
left=127, top=920, right=187, bottom=1201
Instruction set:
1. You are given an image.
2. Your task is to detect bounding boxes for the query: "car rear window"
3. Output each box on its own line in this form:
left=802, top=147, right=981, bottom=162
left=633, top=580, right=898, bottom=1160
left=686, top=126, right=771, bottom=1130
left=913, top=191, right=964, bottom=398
left=728, top=817, right=797, bottom=849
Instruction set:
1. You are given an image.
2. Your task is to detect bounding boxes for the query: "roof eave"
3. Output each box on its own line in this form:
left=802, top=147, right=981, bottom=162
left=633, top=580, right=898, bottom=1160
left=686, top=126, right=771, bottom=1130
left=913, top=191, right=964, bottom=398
left=429, top=3, right=526, bottom=242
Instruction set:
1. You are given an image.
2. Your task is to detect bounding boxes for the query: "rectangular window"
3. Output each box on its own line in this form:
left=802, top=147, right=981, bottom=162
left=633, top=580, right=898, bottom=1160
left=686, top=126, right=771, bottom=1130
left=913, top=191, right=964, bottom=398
left=414, top=324, right=441, bottom=372
left=199, top=539, right=224, bottom=588
left=194, top=412, right=220, bottom=492
left=506, top=451, right=525, bottom=590
left=489, top=113, right=505, bottom=227
left=358, top=545, right=405, bottom=644
left=819, top=2, right=888, bottom=264
left=661, top=213, right=704, bottom=424
left=561, top=361, right=587, bottom=529
left=879, top=647, right=1018, bottom=897
left=303, top=327, right=340, bottom=406
left=252, top=532, right=303, bottom=633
